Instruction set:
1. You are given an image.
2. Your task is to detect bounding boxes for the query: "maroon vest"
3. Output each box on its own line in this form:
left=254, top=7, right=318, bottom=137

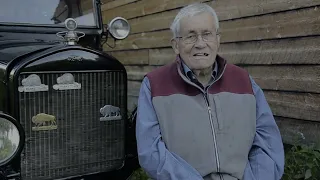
left=146, top=55, right=256, bottom=180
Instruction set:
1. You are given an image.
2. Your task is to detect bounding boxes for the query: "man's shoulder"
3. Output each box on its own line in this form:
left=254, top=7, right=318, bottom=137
left=222, top=62, right=254, bottom=93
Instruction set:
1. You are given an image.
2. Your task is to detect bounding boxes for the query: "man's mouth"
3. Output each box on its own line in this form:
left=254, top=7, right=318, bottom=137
left=193, top=53, right=209, bottom=56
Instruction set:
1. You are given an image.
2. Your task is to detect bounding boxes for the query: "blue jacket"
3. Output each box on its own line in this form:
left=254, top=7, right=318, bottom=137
left=135, top=60, right=284, bottom=180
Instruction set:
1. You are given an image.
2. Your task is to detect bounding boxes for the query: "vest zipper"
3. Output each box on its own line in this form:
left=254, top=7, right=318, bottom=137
left=177, top=62, right=228, bottom=180
left=203, top=91, right=221, bottom=179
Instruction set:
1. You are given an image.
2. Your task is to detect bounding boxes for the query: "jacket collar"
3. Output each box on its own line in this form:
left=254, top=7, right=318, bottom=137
left=181, top=60, right=218, bottom=81
left=176, top=54, right=227, bottom=81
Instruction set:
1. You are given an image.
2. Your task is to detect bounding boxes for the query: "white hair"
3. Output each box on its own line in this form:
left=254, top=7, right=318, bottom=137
left=170, top=2, right=219, bottom=38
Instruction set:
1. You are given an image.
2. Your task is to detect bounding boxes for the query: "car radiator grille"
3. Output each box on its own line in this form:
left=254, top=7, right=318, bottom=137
left=17, top=71, right=126, bottom=180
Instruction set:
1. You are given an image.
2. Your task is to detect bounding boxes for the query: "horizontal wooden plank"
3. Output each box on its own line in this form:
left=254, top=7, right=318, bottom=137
left=101, top=0, right=139, bottom=11
left=211, top=0, right=320, bottom=21
left=147, top=36, right=320, bottom=66
left=102, top=0, right=320, bottom=24
left=128, top=2, right=320, bottom=35
left=275, top=117, right=320, bottom=149
left=128, top=81, right=142, bottom=96
left=220, top=36, right=320, bottom=65
left=102, top=0, right=208, bottom=23
left=125, top=65, right=157, bottom=80
left=265, top=91, right=320, bottom=122
left=129, top=9, right=177, bottom=34
left=244, top=66, right=320, bottom=93
left=104, top=30, right=171, bottom=51
left=109, top=49, right=149, bottom=65
left=149, top=48, right=176, bottom=65
left=221, top=6, right=320, bottom=43
left=104, top=6, right=320, bottom=51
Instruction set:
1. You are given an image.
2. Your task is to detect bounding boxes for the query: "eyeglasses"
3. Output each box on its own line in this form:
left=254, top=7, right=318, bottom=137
left=176, top=32, right=219, bottom=44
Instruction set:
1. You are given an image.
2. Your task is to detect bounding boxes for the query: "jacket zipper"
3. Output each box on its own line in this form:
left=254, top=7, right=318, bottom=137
left=207, top=66, right=227, bottom=180
left=203, top=91, right=220, bottom=175
left=177, top=62, right=227, bottom=180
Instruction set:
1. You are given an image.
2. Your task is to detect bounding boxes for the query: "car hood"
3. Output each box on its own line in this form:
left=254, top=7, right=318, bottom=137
left=0, top=39, right=60, bottom=64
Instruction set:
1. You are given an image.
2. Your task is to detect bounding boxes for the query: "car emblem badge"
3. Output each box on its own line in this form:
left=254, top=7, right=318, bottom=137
left=99, top=105, right=122, bottom=121
left=32, top=113, right=57, bottom=131
left=53, top=73, right=81, bottom=90
left=67, top=55, right=83, bottom=62
left=18, top=74, right=48, bottom=92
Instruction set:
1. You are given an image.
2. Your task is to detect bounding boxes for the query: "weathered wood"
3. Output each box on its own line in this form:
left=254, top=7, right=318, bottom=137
left=128, top=2, right=320, bottom=35
left=244, top=65, right=320, bottom=93
left=221, top=6, right=320, bottom=43
left=101, top=0, right=139, bottom=11
left=104, top=30, right=171, bottom=51
left=147, top=36, right=320, bottom=65
left=102, top=0, right=320, bottom=24
left=220, top=36, right=320, bottom=65
left=127, top=95, right=138, bottom=111
left=265, top=91, right=320, bottom=122
left=104, top=6, right=320, bottom=51
left=109, top=49, right=149, bottom=65
left=149, top=48, right=176, bottom=65
left=102, top=0, right=208, bottom=23
left=275, top=117, right=320, bottom=149
left=129, top=9, right=178, bottom=34
left=125, top=66, right=157, bottom=80
left=128, top=81, right=142, bottom=96
left=210, top=0, right=320, bottom=21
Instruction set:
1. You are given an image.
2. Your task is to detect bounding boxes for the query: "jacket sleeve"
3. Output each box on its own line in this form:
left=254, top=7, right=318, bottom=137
left=242, top=76, right=285, bottom=180
left=135, top=77, right=203, bottom=180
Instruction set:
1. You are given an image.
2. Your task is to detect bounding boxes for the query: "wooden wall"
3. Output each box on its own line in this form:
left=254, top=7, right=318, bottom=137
left=101, top=0, right=320, bottom=148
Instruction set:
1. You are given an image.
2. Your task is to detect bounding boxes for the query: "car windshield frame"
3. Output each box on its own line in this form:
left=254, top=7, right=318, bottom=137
left=0, top=0, right=101, bottom=30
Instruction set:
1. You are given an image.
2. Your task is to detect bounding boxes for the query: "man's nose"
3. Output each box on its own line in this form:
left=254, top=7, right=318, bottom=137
left=194, top=35, right=206, bottom=48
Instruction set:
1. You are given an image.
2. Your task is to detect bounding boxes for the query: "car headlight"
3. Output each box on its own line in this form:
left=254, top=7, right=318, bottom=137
left=0, top=113, right=25, bottom=167
left=108, top=17, right=130, bottom=40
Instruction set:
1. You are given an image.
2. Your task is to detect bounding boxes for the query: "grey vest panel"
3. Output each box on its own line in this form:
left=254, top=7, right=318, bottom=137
left=152, top=92, right=256, bottom=179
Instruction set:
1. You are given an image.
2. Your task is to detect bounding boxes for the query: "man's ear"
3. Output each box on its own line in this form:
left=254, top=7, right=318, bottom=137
left=216, top=33, right=221, bottom=49
left=171, top=38, right=180, bottom=55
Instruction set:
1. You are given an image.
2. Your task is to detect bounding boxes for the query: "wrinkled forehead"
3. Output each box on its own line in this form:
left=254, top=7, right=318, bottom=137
left=179, top=12, right=217, bottom=35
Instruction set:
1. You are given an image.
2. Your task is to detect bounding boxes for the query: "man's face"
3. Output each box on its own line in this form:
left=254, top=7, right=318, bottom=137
left=172, top=12, right=220, bottom=71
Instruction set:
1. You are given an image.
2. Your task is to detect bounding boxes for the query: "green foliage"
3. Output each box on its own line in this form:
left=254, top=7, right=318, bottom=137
left=283, top=144, right=320, bottom=180
left=130, top=168, right=149, bottom=180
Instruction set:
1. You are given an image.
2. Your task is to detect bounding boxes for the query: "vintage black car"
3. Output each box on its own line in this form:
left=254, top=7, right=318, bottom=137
left=0, top=0, right=139, bottom=179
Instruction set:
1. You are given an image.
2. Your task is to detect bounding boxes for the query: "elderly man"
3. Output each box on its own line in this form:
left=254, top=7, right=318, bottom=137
left=135, top=2, right=284, bottom=180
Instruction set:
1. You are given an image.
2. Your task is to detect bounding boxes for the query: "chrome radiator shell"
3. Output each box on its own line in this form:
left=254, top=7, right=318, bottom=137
left=17, top=70, right=126, bottom=180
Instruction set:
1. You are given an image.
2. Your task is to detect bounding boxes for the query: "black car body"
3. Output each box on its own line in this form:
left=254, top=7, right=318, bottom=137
left=0, top=0, right=139, bottom=179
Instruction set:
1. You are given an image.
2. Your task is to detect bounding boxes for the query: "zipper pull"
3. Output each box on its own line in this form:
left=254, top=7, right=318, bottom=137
left=208, top=106, right=212, bottom=114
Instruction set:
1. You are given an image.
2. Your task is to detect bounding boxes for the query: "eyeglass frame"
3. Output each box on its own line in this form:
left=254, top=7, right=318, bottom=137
left=175, top=31, right=220, bottom=44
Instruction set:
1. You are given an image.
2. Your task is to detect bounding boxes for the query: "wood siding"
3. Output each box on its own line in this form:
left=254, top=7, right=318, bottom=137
left=101, top=0, right=320, bottom=147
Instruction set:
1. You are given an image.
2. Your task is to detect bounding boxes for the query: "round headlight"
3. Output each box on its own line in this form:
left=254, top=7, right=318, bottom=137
left=0, top=113, right=25, bottom=167
left=108, top=17, right=130, bottom=40
left=65, top=18, right=78, bottom=31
